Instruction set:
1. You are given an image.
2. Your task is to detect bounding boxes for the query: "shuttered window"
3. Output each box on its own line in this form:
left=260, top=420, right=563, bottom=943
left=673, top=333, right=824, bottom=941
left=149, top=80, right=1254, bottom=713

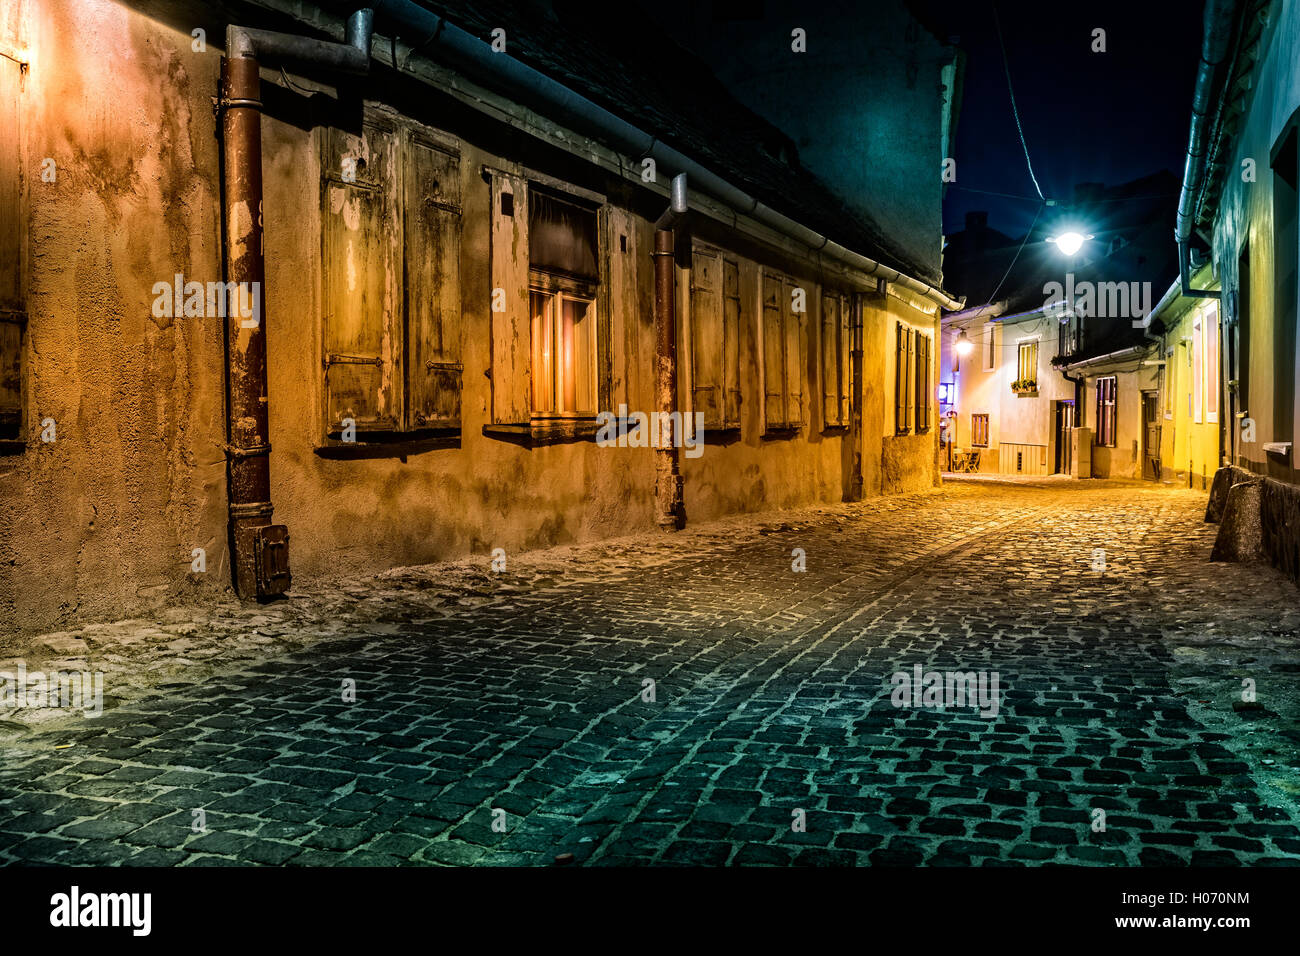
left=895, top=322, right=909, bottom=434
left=0, top=56, right=24, bottom=451
left=914, top=332, right=932, bottom=433
left=1096, top=375, right=1117, bottom=447
left=821, top=292, right=851, bottom=429
left=972, top=413, right=989, bottom=447
left=489, top=175, right=609, bottom=423
left=689, top=245, right=741, bottom=431
left=320, top=113, right=461, bottom=442
left=761, top=271, right=805, bottom=432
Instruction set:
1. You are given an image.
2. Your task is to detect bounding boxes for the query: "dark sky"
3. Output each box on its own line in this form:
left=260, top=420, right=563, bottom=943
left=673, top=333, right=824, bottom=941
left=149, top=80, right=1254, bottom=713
left=913, top=0, right=1204, bottom=239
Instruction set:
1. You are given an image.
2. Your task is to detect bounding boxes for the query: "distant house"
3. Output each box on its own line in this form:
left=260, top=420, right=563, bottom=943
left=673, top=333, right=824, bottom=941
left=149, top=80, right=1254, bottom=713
left=0, top=0, right=962, bottom=629
left=939, top=176, right=1177, bottom=477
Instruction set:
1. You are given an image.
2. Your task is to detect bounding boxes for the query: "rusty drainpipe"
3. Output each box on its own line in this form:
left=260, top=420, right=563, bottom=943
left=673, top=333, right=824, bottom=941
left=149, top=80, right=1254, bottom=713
left=653, top=174, right=689, bottom=531
left=218, top=10, right=373, bottom=598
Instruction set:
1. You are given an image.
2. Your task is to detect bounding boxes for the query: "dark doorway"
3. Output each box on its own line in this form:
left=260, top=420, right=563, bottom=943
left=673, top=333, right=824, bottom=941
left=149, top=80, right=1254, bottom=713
left=1054, top=400, right=1075, bottom=474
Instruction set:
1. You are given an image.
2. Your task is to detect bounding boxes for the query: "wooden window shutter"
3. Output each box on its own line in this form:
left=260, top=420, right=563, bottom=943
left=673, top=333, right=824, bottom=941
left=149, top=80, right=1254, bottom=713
left=839, top=295, right=852, bottom=427
left=762, top=272, right=785, bottom=429
left=784, top=278, right=803, bottom=427
left=690, top=247, right=724, bottom=428
left=905, top=327, right=915, bottom=431
left=489, top=171, right=530, bottom=423
left=821, top=293, right=839, bottom=427
left=895, top=322, right=906, bottom=433
left=916, top=334, right=930, bottom=431
left=0, top=58, right=23, bottom=442
left=722, top=258, right=741, bottom=428
left=322, top=117, right=400, bottom=435
left=404, top=132, right=462, bottom=430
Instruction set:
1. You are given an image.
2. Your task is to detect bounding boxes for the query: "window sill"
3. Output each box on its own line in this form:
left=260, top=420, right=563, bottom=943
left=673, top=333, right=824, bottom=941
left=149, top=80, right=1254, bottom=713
left=1263, top=441, right=1292, bottom=458
left=762, top=425, right=802, bottom=441
left=315, top=428, right=461, bottom=458
left=484, top=419, right=600, bottom=447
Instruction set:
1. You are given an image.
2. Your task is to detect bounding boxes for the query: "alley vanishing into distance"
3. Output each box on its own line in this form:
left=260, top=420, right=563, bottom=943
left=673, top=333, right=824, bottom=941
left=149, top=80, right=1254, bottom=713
left=2, top=478, right=1299, bottom=867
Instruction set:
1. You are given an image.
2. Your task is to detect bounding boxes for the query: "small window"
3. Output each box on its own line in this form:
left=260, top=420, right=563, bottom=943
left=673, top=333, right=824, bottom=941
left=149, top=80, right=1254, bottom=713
left=1017, top=340, right=1038, bottom=386
left=971, top=413, right=989, bottom=447
left=1096, top=376, right=1117, bottom=447
left=983, top=323, right=996, bottom=371
left=527, top=189, right=600, bottom=418
left=529, top=286, right=596, bottom=415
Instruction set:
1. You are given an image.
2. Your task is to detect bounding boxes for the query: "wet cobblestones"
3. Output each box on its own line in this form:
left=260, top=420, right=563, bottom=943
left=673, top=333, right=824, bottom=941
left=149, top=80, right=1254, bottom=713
left=2, top=478, right=1300, bottom=866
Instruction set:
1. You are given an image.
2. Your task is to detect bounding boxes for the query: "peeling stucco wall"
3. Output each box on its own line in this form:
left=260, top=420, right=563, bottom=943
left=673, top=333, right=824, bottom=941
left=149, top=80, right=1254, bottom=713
left=0, top=0, right=228, bottom=633
left=2, top=0, right=946, bottom=632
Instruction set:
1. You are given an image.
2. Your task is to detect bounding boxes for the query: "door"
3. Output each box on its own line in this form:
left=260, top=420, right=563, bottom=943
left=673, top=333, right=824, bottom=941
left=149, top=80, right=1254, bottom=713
left=1054, top=400, right=1075, bottom=474
left=1142, top=390, right=1162, bottom=480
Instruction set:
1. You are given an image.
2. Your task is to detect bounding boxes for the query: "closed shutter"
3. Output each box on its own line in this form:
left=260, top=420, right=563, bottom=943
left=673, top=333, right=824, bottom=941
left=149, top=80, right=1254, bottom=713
left=322, top=117, right=400, bottom=434
left=905, top=328, right=915, bottom=432
left=489, top=171, right=530, bottom=423
left=784, top=278, right=803, bottom=427
left=722, top=258, right=741, bottom=428
left=762, top=272, right=785, bottom=428
left=839, top=295, right=852, bottom=427
left=690, top=247, right=723, bottom=427
left=0, top=58, right=22, bottom=442
left=821, top=293, right=839, bottom=426
left=895, top=322, right=906, bottom=433
left=404, top=132, right=461, bottom=430
left=917, top=334, right=931, bottom=431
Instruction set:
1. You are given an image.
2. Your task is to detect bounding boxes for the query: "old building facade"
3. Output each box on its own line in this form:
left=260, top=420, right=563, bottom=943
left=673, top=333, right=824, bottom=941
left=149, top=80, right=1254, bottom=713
left=0, top=0, right=961, bottom=630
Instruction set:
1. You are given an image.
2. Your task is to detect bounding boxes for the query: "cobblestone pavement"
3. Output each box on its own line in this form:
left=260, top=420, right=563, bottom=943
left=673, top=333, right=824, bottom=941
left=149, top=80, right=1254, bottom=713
left=3, top=478, right=1300, bottom=867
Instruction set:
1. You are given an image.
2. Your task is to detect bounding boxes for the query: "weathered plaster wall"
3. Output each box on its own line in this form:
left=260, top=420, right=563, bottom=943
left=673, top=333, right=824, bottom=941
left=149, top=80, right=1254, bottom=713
left=2, top=0, right=945, bottom=632
left=0, top=0, right=228, bottom=634
left=1084, top=366, right=1158, bottom=480
left=1160, top=294, right=1224, bottom=488
left=1210, top=0, right=1300, bottom=481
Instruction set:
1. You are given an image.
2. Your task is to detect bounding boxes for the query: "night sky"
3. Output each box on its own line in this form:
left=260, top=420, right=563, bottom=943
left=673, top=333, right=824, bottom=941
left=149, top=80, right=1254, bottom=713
left=914, top=0, right=1205, bottom=239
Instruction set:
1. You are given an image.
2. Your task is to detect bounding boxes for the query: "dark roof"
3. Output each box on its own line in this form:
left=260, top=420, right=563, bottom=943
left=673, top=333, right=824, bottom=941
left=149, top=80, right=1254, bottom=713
left=408, top=0, right=941, bottom=286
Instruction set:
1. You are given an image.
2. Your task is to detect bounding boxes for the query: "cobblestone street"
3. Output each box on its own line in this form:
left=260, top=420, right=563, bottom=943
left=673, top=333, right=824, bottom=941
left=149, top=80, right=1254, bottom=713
left=3, top=478, right=1300, bottom=867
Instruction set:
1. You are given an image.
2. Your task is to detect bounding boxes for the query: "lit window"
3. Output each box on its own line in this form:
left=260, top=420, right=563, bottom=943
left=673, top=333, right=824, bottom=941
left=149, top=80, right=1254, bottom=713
left=530, top=289, right=596, bottom=415
left=1096, top=376, right=1117, bottom=447
left=528, top=189, right=599, bottom=418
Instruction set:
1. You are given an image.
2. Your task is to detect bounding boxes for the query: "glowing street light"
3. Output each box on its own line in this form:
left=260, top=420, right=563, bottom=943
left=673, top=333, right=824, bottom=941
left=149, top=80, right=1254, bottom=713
left=955, top=330, right=974, bottom=357
left=1047, top=231, right=1093, bottom=256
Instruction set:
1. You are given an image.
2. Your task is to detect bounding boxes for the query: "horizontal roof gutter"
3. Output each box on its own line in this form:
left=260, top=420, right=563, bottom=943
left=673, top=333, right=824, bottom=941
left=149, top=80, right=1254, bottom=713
left=344, top=1, right=963, bottom=311
left=1063, top=344, right=1149, bottom=372
left=1174, top=0, right=1238, bottom=299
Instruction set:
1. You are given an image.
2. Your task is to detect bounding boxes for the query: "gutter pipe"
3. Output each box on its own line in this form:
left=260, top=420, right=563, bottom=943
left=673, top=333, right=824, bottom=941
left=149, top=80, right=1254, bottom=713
left=653, top=174, right=688, bottom=530
left=1174, top=0, right=1238, bottom=300
left=218, top=8, right=374, bottom=599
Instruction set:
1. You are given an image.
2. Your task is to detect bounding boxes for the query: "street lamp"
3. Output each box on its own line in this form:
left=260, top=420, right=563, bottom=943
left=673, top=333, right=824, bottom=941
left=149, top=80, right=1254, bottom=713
left=1047, top=231, right=1093, bottom=256
left=955, top=330, right=974, bottom=358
